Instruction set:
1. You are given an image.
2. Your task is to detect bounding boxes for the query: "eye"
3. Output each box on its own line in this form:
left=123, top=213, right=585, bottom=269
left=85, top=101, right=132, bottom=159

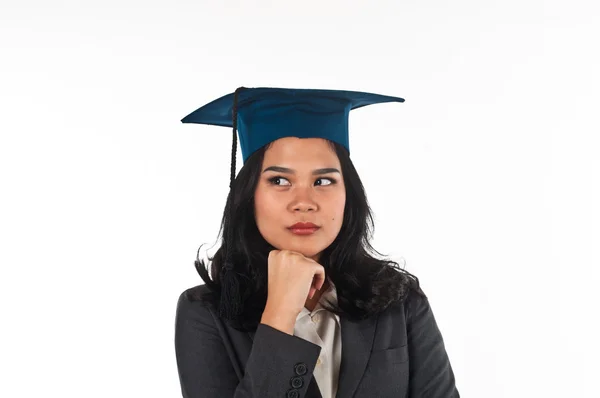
left=315, top=177, right=336, bottom=186
left=267, top=176, right=337, bottom=186
left=268, top=176, right=291, bottom=186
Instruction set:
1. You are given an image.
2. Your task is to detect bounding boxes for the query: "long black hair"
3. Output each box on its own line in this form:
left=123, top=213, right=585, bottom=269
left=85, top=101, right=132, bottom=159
left=190, top=136, right=425, bottom=332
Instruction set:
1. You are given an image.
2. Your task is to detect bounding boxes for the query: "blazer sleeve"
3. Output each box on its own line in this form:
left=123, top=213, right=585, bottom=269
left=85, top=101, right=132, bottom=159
left=174, top=290, right=322, bottom=398
left=405, top=288, right=460, bottom=397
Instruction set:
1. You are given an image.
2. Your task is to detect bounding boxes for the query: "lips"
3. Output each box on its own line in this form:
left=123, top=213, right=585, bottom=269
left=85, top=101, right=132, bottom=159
left=289, top=222, right=319, bottom=229
left=288, top=223, right=320, bottom=236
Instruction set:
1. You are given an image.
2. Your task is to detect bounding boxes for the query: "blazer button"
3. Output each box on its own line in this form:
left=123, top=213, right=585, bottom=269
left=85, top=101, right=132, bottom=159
left=290, top=376, right=304, bottom=389
left=286, top=389, right=300, bottom=398
left=294, top=363, right=307, bottom=375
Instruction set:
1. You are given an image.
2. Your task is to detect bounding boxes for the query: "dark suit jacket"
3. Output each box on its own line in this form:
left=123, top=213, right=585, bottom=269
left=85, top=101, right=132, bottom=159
left=174, top=284, right=459, bottom=398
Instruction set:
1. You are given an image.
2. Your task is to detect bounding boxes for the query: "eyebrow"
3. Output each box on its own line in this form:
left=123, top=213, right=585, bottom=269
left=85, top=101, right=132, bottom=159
left=262, top=166, right=341, bottom=176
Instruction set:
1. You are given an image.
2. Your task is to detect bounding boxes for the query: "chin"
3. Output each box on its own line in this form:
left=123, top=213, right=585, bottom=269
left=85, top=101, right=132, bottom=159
left=291, top=246, right=325, bottom=261
left=274, top=242, right=321, bottom=259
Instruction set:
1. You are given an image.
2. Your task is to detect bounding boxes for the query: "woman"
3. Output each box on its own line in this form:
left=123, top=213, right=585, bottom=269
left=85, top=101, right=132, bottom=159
left=175, top=87, right=459, bottom=398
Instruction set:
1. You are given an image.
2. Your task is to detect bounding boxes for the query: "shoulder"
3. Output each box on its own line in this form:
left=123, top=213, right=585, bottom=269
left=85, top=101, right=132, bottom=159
left=405, top=281, right=430, bottom=313
left=384, top=281, right=430, bottom=322
left=176, top=284, right=219, bottom=322
left=178, top=283, right=214, bottom=300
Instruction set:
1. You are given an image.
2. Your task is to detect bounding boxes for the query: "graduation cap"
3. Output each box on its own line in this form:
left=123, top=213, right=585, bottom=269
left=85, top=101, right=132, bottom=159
left=181, top=87, right=405, bottom=188
left=180, top=87, right=405, bottom=322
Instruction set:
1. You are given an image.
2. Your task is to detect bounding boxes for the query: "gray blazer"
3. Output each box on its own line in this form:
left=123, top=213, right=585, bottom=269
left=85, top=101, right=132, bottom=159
left=174, top=284, right=459, bottom=398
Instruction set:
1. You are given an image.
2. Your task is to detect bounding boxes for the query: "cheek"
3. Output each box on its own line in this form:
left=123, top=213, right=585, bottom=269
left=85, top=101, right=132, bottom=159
left=329, top=193, right=346, bottom=227
left=254, top=190, right=278, bottom=225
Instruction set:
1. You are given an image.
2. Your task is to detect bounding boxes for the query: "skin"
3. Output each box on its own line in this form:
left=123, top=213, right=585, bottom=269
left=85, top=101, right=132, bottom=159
left=254, top=137, right=346, bottom=310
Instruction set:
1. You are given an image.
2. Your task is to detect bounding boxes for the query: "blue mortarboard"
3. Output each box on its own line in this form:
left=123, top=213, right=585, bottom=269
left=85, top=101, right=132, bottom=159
left=180, top=87, right=405, bottom=164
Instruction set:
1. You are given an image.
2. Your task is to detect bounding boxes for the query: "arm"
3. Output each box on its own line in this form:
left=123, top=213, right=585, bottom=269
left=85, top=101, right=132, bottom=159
left=174, top=290, right=322, bottom=398
left=406, top=288, right=460, bottom=397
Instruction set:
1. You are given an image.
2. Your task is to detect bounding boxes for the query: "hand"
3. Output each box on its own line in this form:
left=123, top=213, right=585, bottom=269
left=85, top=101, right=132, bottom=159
left=264, top=249, right=326, bottom=317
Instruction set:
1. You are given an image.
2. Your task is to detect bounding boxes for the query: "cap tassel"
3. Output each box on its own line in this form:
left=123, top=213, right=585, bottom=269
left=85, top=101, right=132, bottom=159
left=218, top=87, right=246, bottom=321
left=219, top=260, right=241, bottom=319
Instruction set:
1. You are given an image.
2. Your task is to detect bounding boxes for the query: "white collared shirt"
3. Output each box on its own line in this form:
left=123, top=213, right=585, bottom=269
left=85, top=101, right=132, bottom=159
left=293, top=279, right=341, bottom=398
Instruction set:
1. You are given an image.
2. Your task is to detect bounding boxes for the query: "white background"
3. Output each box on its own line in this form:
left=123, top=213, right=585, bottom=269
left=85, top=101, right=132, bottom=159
left=1, top=1, right=598, bottom=397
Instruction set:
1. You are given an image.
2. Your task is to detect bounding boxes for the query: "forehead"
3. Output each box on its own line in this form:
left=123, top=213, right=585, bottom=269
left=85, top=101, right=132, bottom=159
left=263, top=137, right=339, bottom=165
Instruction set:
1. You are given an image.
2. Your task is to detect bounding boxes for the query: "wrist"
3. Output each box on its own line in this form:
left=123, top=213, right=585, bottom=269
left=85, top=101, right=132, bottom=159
left=261, top=306, right=297, bottom=335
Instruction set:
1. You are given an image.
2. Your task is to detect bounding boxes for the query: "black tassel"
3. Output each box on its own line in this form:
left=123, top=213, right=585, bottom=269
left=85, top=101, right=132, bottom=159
left=219, top=261, right=241, bottom=320
left=218, top=86, right=247, bottom=321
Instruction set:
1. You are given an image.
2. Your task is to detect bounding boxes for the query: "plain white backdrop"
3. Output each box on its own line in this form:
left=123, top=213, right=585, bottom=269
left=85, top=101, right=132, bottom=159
left=1, top=0, right=598, bottom=397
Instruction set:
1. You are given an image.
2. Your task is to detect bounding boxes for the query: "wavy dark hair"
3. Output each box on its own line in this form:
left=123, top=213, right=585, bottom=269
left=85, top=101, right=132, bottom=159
left=190, top=137, right=425, bottom=332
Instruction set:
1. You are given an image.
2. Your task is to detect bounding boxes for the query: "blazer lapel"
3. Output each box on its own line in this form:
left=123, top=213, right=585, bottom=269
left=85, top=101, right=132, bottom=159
left=306, top=374, right=323, bottom=398
left=335, top=314, right=377, bottom=398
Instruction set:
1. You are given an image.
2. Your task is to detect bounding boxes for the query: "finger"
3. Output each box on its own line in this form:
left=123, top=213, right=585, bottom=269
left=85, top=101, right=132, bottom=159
left=314, top=272, right=326, bottom=291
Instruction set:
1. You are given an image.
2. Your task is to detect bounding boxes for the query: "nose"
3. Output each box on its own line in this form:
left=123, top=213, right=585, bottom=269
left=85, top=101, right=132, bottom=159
left=290, top=187, right=317, bottom=212
left=293, top=201, right=317, bottom=212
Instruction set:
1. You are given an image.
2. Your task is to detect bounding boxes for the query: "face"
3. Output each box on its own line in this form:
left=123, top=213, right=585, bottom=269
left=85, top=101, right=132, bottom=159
left=254, top=137, right=346, bottom=263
